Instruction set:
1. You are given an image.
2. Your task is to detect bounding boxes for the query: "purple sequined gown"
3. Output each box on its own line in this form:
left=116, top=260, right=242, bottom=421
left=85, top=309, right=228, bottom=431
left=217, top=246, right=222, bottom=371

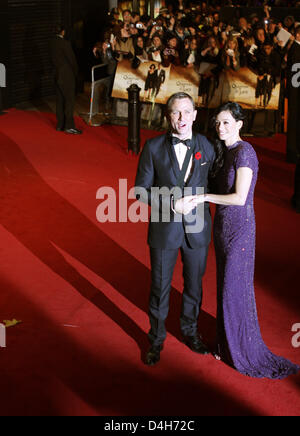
left=213, top=141, right=300, bottom=379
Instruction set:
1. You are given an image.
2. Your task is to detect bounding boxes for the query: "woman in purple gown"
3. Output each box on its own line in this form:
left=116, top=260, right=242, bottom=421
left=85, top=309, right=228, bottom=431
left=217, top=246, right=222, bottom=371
left=197, top=102, right=300, bottom=379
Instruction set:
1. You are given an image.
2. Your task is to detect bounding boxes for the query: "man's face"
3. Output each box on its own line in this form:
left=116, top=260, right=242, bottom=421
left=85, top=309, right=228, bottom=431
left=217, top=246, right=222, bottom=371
left=123, top=11, right=132, bottom=23
left=168, top=98, right=197, bottom=139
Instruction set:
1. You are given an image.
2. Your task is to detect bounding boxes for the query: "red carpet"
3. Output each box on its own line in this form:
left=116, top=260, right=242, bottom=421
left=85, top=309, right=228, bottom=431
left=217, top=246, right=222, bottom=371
left=0, top=109, right=299, bottom=416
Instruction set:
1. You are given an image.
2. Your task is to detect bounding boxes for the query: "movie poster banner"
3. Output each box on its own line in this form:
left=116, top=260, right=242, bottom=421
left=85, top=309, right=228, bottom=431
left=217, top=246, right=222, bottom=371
left=112, top=60, right=280, bottom=110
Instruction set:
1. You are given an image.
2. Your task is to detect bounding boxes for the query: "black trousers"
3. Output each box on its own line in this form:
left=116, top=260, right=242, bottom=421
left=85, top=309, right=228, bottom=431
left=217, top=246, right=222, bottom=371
left=55, top=79, right=76, bottom=130
left=148, top=237, right=209, bottom=346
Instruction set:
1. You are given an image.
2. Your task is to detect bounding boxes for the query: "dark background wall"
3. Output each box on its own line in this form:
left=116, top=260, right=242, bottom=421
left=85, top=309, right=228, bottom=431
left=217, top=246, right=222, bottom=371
left=0, top=0, right=109, bottom=108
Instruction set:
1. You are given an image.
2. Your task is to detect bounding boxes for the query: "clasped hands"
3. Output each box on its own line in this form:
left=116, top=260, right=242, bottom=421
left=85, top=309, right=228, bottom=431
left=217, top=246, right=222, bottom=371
left=174, top=195, right=205, bottom=215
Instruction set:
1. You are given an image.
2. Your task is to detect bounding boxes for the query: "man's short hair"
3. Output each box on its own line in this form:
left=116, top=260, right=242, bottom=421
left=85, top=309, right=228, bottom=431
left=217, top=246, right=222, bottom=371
left=166, top=93, right=196, bottom=113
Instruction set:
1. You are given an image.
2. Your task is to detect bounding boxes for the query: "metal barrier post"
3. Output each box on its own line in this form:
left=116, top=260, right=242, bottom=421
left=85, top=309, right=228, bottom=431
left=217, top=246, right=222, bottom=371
left=127, top=84, right=141, bottom=155
left=80, top=63, right=110, bottom=126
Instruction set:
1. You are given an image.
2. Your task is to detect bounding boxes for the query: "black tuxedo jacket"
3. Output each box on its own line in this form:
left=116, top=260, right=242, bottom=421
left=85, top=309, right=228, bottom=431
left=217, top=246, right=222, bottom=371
left=50, top=36, right=78, bottom=86
left=135, top=132, right=216, bottom=249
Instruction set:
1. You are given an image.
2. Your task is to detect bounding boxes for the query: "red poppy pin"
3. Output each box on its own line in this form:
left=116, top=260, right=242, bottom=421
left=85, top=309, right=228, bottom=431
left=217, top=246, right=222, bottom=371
left=195, top=152, right=202, bottom=161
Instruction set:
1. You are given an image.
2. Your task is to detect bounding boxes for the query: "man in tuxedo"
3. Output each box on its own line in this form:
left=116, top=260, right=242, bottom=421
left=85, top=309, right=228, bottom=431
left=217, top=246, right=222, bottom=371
left=50, top=25, right=82, bottom=134
left=135, top=92, right=215, bottom=366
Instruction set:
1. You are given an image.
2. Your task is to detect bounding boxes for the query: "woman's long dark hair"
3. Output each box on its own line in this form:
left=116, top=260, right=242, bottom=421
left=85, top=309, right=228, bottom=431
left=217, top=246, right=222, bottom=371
left=209, top=102, right=246, bottom=179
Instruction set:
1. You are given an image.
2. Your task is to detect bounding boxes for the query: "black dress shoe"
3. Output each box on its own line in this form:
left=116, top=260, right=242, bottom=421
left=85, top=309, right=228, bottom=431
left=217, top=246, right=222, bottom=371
left=145, top=345, right=163, bottom=366
left=56, top=127, right=64, bottom=132
left=183, top=334, right=210, bottom=355
left=64, top=128, right=82, bottom=135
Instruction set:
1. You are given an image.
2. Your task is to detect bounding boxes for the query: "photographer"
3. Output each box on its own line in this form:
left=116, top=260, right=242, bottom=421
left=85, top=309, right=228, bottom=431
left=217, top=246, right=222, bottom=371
left=93, top=40, right=117, bottom=113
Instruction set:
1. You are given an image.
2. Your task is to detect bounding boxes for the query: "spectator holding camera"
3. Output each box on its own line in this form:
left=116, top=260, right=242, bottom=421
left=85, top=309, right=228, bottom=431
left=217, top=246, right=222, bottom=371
left=181, top=37, right=200, bottom=69
left=147, top=34, right=164, bottom=63
left=200, top=35, right=221, bottom=65
left=94, top=40, right=117, bottom=113
left=162, top=36, right=181, bottom=68
left=114, top=22, right=135, bottom=61
left=240, top=35, right=258, bottom=69
left=222, top=37, right=241, bottom=71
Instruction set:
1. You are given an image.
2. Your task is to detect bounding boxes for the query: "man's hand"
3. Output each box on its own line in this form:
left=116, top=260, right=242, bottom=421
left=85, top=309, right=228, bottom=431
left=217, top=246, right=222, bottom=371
left=174, top=196, right=198, bottom=215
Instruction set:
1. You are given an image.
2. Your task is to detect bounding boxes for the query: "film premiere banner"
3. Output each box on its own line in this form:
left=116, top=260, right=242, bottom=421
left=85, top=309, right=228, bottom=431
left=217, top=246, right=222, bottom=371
left=112, top=59, right=280, bottom=110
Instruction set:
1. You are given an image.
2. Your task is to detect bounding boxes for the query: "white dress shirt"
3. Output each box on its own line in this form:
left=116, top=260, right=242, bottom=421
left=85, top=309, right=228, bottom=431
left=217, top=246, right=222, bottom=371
left=171, top=134, right=194, bottom=214
left=172, top=134, right=193, bottom=182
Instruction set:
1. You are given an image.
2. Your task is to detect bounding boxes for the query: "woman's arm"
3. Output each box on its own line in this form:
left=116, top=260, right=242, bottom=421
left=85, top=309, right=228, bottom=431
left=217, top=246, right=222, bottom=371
left=232, top=52, right=240, bottom=71
left=174, top=167, right=253, bottom=214
left=200, top=167, right=253, bottom=206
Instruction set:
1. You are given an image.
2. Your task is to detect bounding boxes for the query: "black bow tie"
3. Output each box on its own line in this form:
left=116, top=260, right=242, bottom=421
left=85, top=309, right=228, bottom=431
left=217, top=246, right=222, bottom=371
left=171, top=137, right=192, bottom=148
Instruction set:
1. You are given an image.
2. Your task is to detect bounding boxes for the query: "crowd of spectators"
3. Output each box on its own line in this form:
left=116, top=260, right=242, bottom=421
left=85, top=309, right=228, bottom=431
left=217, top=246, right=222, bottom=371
left=92, top=1, right=300, bottom=108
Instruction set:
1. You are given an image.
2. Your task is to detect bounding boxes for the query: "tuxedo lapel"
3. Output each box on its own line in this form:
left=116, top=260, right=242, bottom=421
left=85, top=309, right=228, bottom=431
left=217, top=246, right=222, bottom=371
left=186, top=134, right=202, bottom=187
